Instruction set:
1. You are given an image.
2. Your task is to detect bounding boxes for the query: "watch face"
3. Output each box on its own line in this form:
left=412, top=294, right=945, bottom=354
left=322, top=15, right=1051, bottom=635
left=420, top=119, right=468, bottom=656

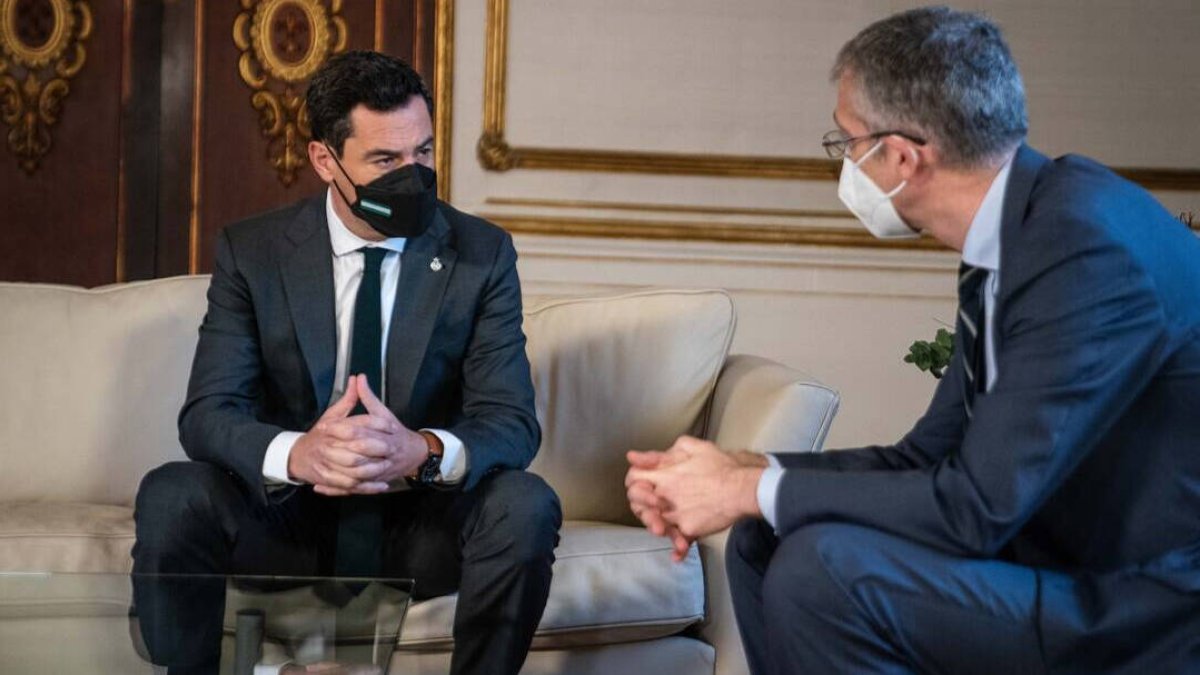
left=419, top=452, right=442, bottom=484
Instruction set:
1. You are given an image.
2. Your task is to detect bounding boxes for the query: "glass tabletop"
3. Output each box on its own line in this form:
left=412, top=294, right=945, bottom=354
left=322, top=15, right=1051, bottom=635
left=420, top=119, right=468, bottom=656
left=0, top=572, right=414, bottom=674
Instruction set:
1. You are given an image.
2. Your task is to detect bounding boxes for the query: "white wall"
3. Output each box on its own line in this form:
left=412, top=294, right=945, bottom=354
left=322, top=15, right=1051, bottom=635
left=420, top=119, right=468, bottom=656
left=446, top=0, right=1200, bottom=449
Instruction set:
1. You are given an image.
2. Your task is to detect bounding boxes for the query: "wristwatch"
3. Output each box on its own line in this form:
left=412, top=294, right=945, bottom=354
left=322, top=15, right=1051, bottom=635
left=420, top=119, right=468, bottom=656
left=409, top=431, right=444, bottom=486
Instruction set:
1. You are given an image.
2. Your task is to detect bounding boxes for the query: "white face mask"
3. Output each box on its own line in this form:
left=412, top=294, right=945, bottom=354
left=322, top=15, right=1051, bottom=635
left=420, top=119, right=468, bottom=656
left=837, top=141, right=919, bottom=239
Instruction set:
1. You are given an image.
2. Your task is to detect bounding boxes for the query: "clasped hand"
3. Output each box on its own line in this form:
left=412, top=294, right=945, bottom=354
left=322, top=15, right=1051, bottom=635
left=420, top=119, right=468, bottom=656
left=288, top=373, right=428, bottom=496
left=625, top=436, right=767, bottom=562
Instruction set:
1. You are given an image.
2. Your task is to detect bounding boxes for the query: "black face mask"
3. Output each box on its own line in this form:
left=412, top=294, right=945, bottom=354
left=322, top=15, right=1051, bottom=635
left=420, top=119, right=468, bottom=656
left=326, top=146, right=438, bottom=239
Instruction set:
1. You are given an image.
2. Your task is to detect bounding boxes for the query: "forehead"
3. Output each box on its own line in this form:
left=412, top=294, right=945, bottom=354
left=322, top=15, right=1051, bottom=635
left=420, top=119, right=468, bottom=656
left=345, top=98, right=432, bottom=149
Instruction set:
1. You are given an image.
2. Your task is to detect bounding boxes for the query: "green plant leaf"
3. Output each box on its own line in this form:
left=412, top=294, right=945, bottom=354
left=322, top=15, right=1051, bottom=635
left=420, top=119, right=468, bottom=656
left=906, top=327, right=956, bottom=380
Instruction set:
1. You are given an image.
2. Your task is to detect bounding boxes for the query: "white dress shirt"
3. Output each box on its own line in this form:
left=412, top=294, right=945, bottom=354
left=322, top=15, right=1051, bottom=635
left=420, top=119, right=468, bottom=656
left=261, top=189, right=467, bottom=486
left=755, top=158, right=1014, bottom=527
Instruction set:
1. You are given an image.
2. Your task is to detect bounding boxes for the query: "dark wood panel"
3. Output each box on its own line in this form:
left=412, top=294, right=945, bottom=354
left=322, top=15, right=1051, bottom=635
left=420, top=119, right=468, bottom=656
left=119, top=0, right=166, bottom=282
left=0, top=0, right=435, bottom=285
left=384, top=0, right=436, bottom=84
left=155, top=0, right=200, bottom=280
left=0, top=0, right=126, bottom=287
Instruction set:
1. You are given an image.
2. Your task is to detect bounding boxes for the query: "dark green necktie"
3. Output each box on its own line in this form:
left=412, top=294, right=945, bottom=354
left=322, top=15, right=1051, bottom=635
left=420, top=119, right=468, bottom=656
left=335, top=247, right=388, bottom=576
left=957, top=262, right=987, bottom=420
left=348, top=247, right=388, bottom=414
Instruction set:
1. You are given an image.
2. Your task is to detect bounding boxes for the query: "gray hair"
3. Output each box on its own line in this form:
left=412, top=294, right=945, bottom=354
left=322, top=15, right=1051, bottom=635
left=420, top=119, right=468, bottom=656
left=832, top=6, right=1028, bottom=168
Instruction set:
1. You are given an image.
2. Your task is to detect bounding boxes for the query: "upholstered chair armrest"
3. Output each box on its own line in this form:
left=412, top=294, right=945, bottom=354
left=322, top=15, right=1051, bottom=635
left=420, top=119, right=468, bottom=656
left=704, top=354, right=839, bottom=455
left=698, top=354, right=840, bottom=675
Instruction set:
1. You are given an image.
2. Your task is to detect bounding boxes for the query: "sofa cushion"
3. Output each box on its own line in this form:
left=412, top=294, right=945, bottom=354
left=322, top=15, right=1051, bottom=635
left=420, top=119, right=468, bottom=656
left=523, top=290, right=736, bottom=524
left=390, top=635, right=715, bottom=675
left=0, top=509, right=705, bottom=649
left=398, top=521, right=705, bottom=650
left=0, top=502, right=135, bottom=573
left=0, top=278, right=206, bottom=507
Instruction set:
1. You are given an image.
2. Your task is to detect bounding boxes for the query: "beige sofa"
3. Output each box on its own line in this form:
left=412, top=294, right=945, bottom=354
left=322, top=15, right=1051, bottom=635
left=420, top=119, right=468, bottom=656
left=0, top=276, right=839, bottom=675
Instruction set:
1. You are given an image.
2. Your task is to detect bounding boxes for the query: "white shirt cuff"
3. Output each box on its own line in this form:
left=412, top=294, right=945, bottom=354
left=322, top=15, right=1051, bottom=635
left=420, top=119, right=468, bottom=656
left=757, top=454, right=784, bottom=530
left=263, top=431, right=304, bottom=485
left=423, top=429, right=468, bottom=484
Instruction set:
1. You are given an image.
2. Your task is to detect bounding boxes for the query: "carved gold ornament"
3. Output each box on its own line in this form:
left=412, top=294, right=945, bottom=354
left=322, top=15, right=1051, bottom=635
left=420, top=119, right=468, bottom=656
left=0, top=0, right=91, bottom=174
left=233, top=0, right=346, bottom=186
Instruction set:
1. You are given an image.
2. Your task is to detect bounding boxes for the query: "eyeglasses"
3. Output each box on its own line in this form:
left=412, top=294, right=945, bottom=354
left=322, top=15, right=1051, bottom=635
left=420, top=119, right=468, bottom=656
left=821, top=129, right=927, bottom=160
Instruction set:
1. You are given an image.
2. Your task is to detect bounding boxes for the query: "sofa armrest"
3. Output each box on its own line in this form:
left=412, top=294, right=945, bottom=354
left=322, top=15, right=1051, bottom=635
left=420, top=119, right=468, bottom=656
left=699, top=355, right=840, bottom=675
left=704, top=354, right=840, bottom=455
left=698, top=529, right=745, bottom=675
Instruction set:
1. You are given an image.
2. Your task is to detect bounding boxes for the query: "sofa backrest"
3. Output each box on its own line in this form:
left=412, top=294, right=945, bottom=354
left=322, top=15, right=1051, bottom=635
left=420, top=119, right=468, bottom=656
left=524, top=290, right=735, bottom=524
left=0, top=277, right=208, bottom=506
left=0, top=279, right=736, bottom=522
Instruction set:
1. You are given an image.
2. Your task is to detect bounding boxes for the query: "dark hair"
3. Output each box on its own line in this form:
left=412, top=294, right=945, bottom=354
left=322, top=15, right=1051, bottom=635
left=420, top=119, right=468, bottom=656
left=832, top=6, right=1027, bottom=168
left=306, top=50, right=433, bottom=156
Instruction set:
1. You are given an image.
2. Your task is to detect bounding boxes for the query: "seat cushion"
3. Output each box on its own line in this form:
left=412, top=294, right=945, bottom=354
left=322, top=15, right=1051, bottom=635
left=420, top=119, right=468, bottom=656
left=399, top=521, right=705, bottom=650
left=524, top=290, right=735, bottom=524
left=389, top=636, right=715, bottom=675
left=0, top=507, right=705, bottom=649
left=0, top=502, right=134, bottom=573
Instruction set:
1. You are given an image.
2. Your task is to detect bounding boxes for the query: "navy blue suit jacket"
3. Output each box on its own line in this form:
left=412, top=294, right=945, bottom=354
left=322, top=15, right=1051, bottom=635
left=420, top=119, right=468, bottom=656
left=775, top=146, right=1200, bottom=587
left=178, top=196, right=540, bottom=505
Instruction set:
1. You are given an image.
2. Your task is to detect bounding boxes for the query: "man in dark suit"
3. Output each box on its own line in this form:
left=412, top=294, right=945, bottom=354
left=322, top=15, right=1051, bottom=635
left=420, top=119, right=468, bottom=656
left=627, top=7, right=1200, bottom=673
left=133, top=51, right=560, bottom=675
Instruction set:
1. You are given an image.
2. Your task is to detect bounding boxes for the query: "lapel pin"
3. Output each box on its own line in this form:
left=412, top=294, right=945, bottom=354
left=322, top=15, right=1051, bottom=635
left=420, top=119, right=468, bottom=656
left=430, top=257, right=443, bottom=272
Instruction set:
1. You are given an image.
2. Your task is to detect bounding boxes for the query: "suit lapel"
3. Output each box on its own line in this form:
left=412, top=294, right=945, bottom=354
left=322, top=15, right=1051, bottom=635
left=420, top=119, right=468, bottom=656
left=995, top=144, right=1051, bottom=355
left=281, top=198, right=337, bottom=412
left=386, top=207, right=456, bottom=419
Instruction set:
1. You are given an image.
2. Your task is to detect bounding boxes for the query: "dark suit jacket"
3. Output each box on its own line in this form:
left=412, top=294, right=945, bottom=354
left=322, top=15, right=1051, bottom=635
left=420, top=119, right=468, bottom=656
left=774, top=145, right=1200, bottom=586
left=178, top=196, right=540, bottom=505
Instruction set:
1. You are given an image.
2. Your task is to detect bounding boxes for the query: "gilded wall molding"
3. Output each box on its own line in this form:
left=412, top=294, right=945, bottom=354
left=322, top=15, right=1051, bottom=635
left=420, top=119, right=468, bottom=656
left=188, top=0, right=205, bottom=274
left=484, top=199, right=1199, bottom=244
left=481, top=212, right=947, bottom=251
left=233, top=0, right=347, bottom=186
left=477, top=0, right=1200, bottom=191
left=477, top=0, right=836, bottom=181
left=485, top=196, right=857, bottom=220
left=0, top=0, right=91, bottom=174
left=434, top=0, right=453, bottom=202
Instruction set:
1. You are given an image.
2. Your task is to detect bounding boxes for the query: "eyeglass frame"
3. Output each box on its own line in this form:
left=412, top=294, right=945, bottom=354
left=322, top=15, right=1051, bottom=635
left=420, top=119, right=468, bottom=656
left=821, top=129, right=927, bottom=160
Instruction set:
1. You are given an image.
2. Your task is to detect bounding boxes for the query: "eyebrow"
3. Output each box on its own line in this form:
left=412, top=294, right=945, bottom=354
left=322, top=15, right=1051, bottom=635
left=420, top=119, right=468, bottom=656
left=362, top=136, right=435, bottom=159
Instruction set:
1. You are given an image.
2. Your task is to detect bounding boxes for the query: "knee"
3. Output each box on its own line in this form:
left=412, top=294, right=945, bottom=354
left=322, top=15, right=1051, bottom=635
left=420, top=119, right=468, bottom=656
left=762, top=523, right=864, bottom=621
left=474, top=470, right=562, bottom=558
left=135, top=461, right=237, bottom=540
left=726, top=517, right=777, bottom=572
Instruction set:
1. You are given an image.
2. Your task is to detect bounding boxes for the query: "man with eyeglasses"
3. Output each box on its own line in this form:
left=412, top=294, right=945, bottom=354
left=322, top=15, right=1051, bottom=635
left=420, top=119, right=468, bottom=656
left=627, top=6, right=1200, bottom=673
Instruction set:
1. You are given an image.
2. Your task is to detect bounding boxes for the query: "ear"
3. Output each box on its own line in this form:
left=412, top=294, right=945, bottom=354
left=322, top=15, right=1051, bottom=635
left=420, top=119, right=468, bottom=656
left=308, top=141, right=336, bottom=183
left=888, top=136, right=923, bottom=182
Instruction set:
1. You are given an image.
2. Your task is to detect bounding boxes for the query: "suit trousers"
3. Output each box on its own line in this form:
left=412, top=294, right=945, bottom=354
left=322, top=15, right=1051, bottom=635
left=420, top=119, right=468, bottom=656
left=132, top=461, right=562, bottom=675
left=726, top=519, right=1200, bottom=674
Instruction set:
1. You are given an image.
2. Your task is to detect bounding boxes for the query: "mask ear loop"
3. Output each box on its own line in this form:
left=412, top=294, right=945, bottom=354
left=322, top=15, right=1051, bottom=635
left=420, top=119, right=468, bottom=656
left=323, top=143, right=359, bottom=207
left=855, top=140, right=885, bottom=166
left=859, top=140, right=908, bottom=198
left=885, top=144, right=922, bottom=198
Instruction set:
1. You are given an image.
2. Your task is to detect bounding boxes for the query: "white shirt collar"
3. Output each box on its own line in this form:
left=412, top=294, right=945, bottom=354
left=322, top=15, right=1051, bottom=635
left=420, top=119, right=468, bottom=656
left=325, top=188, right=408, bottom=257
left=960, top=156, right=1014, bottom=273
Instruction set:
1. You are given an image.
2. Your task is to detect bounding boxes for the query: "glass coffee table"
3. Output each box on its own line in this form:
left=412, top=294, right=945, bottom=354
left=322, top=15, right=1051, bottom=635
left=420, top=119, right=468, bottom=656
left=0, top=572, right=413, bottom=674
